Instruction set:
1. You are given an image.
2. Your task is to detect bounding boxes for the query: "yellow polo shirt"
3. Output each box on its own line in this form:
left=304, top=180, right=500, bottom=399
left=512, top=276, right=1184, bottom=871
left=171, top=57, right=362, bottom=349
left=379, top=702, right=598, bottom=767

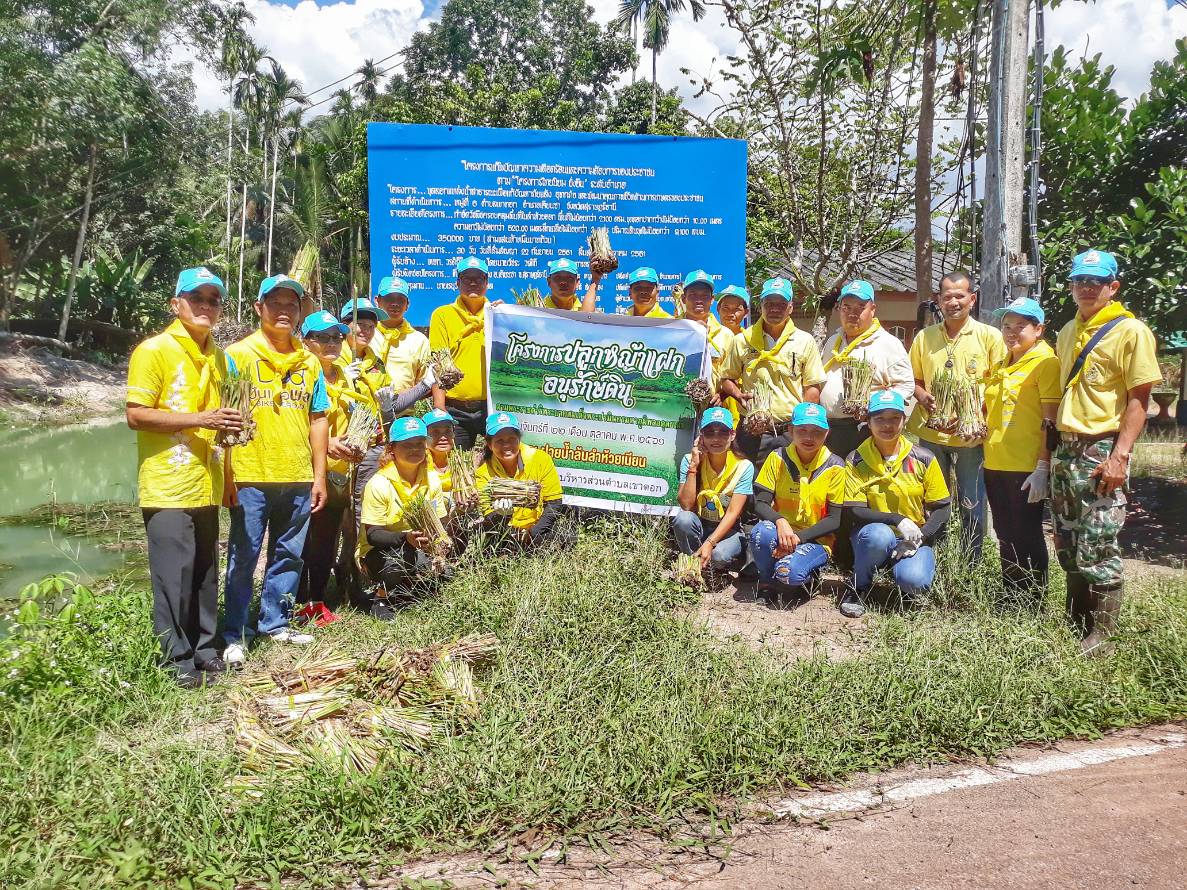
left=983, top=341, right=1061, bottom=472
left=544, top=295, right=580, bottom=310
left=358, top=462, right=445, bottom=559
left=755, top=446, right=847, bottom=551
left=474, top=443, right=563, bottom=529
left=429, top=297, right=487, bottom=402
left=1055, top=307, right=1161, bottom=436
left=720, top=324, right=827, bottom=423
left=125, top=321, right=230, bottom=509
left=908, top=318, right=1007, bottom=447
left=630, top=303, right=672, bottom=318
left=323, top=361, right=382, bottom=476
left=370, top=321, right=430, bottom=393
left=844, top=437, right=950, bottom=527
left=225, top=331, right=328, bottom=484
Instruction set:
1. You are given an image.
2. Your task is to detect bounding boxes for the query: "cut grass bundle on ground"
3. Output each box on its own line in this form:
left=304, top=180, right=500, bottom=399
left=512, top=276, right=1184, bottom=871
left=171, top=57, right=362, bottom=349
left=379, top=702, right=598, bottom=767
left=429, top=349, right=464, bottom=391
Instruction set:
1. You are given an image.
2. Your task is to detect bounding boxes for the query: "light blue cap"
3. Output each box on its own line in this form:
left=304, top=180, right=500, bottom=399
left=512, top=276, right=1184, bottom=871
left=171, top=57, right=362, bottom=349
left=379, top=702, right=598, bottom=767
left=994, top=296, right=1045, bottom=325
left=1069, top=249, right=1118, bottom=279
left=867, top=390, right=907, bottom=415
left=716, top=285, right=750, bottom=304
left=760, top=277, right=793, bottom=301
left=627, top=266, right=659, bottom=286
left=422, top=408, right=456, bottom=427
left=388, top=415, right=427, bottom=442
left=299, top=311, right=348, bottom=337
left=792, top=401, right=830, bottom=430
left=840, top=280, right=875, bottom=302
left=258, top=274, right=305, bottom=301
left=682, top=269, right=714, bottom=291
left=338, top=298, right=389, bottom=322
left=175, top=266, right=227, bottom=299
left=485, top=411, right=521, bottom=436
left=547, top=258, right=580, bottom=277
left=455, top=256, right=489, bottom=276
left=376, top=276, right=410, bottom=298
left=699, top=406, right=734, bottom=430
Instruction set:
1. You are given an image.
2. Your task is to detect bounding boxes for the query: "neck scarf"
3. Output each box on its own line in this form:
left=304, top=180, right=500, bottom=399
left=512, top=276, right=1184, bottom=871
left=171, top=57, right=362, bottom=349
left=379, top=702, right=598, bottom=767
left=378, top=459, right=431, bottom=508
left=242, top=329, right=311, bottom=410
left=166, top=320, right=223, bottom=412
left=696, top=449, right=746, bottom=518
left=377, top=320, right=415, bottom=365
left=824, top=319, right=882, bottom=371
left=854, top=437, right=915, bottom=500
left=745, top=321, right=796, bottom=376
left=784, top=446, right=831, bottom=527
left=454, top=297, right=487, bottom=340
left=987, top=340, right=1054, bottom=385
left=1066, top=301, right=1135, bottom=388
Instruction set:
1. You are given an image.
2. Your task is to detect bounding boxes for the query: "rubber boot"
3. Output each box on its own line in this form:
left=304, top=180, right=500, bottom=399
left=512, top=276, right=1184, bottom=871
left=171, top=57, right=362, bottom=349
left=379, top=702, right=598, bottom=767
left=1064, top=571, right=1093, bottom=638
left=1081, top=582, right=1123, bottom=658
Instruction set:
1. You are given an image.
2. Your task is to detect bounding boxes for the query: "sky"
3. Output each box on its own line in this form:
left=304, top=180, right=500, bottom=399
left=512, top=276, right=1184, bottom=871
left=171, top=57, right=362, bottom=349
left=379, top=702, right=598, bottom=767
left=188, top=0, right=1186, bottom=114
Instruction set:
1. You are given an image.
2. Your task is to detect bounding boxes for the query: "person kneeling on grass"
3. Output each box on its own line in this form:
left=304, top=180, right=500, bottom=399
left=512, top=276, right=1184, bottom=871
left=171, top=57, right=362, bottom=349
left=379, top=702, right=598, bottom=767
left=840, top=390, right=952, bottom=618
left=674, top=407, right=754, bottom=572
left=358, top=416, right=449, bottom=618
left=750, top=402, right=847, bottom=604
left=475, top=411, right=568, bottom=550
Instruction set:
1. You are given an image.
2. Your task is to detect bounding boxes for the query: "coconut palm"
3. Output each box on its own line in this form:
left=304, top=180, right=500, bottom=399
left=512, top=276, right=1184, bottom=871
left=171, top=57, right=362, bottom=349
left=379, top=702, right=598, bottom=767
left=615, top=0, right=706, bottom=128
left=354, top=59, right=383, bottom=105
left=216, top=3, right=255, bottom=274
left=259, top=61, right=307, bottom=274
left=231, top=42, right=270, bottom=316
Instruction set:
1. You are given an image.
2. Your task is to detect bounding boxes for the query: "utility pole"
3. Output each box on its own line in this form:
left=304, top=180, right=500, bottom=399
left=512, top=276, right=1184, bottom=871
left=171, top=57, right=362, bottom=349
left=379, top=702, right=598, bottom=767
left=980, top=0, right=1031, bottom=318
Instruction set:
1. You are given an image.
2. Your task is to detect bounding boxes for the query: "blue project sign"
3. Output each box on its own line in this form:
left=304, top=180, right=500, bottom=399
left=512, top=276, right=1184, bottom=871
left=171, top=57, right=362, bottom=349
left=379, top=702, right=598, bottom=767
left=367, top=123, right=747, bottom=327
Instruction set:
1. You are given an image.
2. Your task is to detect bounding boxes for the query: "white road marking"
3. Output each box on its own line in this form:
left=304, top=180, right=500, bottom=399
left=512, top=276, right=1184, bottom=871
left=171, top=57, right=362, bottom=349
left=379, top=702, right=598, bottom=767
left=773, top=733, right=1187, bottom=820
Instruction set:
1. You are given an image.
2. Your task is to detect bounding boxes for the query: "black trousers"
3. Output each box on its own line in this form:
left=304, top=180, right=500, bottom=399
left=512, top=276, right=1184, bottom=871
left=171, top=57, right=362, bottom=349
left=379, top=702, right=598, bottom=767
left=825, top=417, right=867, bottom=462
left=143, top=506, right=220, bottom=674
left=298, top=476, right=350, bottom=606
left=363, top=542, right=441, bottom=600
left=735, top=424, right=789, bottom=466
left=984, top=468, right=1049, bottom=602
left=446, top=398, right=486, bottom=451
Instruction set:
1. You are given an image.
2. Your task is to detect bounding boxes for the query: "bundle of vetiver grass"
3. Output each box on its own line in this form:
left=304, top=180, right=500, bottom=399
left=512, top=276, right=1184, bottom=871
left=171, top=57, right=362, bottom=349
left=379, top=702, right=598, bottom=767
left=479, top=478, right=541, bottom=511
left=447, top=447, right=478, bottom=506
left=217, top=368, right=256, bottom=447
left=954, top=377, right=988, bottom=440
left=343, top=404, right=380, bottom=453
left=685, top=376, right=714, bottom=407
left=429, top=349, right=465, bottom=390
left=840, top=358, right=876, bottom=419
left=588, top=227, right=619, bottom=274
left=924, top=367, right=961, bottom=432
left=403, top=491, right=452, bottom=569
left=671, top=282, right=685, bottom=317
left=231, top=633, right=498, bottom=790
left=674, top=553, right=704, bottom=588
left=743, top=381, right=778, bottom=436
left=511, top=287, right=544, bottom=307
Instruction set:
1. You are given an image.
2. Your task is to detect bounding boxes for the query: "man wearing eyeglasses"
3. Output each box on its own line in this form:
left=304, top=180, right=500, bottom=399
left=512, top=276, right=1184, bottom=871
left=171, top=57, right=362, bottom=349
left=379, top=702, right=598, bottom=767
left=1050, top=250, right=1161, bottom=657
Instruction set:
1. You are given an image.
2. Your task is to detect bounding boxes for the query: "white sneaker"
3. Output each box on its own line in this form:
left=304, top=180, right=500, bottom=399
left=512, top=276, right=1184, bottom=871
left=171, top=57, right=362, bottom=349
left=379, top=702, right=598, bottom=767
left=269, top=628, right=314, bottom=645
left=223, top=642, right=247, bottom=669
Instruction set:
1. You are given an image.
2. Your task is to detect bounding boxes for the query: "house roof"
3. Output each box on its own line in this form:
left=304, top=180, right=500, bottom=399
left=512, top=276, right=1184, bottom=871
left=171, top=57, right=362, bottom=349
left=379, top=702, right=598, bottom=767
left=747, top=247, right=951, bottom=294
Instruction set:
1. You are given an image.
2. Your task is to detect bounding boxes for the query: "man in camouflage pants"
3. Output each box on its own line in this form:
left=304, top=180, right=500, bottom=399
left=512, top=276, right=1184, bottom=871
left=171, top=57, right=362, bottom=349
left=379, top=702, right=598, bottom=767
left=1049, top=250, right=1161, bottom=657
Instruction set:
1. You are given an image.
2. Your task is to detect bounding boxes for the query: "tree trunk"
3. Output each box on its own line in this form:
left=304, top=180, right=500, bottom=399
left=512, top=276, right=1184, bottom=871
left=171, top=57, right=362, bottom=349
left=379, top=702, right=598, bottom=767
left=237, top=127, right=250, bottom=320
left=914, top=0, right=937, bottom=307
left=630, top=21, right=637, bottom=85
left=59, top=144, right=97, bottom=342
left=225, top=81, right=234, bottom=273
left=266, top=136, right=279, bottom=276
left=650, top=46, right=658, bottom=129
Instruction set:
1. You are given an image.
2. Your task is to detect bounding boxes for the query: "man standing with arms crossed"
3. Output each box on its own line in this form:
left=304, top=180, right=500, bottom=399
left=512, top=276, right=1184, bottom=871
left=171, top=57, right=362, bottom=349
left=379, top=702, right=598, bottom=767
left=1050, top=250, right=1160, bottom=656
left=908, top=271, right=1006, bottom=560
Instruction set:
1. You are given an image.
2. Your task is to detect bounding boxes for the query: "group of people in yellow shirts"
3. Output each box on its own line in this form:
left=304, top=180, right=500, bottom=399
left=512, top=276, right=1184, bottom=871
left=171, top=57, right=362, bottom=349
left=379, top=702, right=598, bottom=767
left=127, top=248, right=1158, bottom=687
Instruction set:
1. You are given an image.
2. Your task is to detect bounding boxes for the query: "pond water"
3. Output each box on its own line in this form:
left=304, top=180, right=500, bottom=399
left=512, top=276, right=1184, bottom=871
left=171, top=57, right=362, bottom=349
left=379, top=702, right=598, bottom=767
left=0, top=420, right=138, bottom=599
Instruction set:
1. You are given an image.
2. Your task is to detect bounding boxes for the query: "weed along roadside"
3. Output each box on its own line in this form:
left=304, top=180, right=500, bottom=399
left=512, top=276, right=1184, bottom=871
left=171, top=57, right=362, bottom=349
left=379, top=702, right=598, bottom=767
left=1, top=515, right=1186, bottom=886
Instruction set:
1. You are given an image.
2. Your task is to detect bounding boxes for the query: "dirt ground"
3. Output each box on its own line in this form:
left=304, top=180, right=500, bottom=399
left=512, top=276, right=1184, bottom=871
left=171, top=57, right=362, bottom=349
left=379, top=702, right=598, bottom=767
left=0, top=339, right=125, bottom=425
left=379, top=723, right=1187, bottom=889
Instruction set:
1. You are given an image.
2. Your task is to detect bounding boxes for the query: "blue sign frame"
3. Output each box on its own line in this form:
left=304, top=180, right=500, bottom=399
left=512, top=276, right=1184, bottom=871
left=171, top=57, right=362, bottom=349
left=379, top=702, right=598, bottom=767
left=367, top=123, right=747, bottom=327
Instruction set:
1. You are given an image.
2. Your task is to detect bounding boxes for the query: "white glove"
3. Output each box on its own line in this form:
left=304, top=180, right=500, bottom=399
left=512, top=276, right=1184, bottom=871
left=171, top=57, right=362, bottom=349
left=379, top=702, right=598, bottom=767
left=490, top=498, right=515, bottom=516
left=896, top=517, right=923, bottom=547
left=1021, top=459, right=1050, bottom=504
left=893, top=539, right=919, bottom=560
left=421, top=365, right=437, bottom=387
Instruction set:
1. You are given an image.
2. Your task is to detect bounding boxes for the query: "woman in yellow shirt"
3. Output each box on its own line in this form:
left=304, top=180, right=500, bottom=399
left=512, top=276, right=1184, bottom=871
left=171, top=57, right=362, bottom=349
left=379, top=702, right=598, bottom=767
left=674, top=407, right=754, bottom=570
left=842, top=390, right=952, bottom=618
left=475, top=411, right=567, bottom=550
left=983, top=298, right=1061, bottom=605
left=358, top=416, right=448, bottom=616
left=750, top=402, right=846, bottom=603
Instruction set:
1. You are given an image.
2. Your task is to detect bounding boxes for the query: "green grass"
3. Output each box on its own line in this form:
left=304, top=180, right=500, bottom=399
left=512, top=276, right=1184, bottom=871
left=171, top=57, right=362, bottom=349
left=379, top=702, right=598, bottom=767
left=1, top=514, right=1186, bottom=887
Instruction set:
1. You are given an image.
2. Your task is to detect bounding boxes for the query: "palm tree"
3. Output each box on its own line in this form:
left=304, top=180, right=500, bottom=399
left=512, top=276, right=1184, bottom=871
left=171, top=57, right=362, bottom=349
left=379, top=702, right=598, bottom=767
left=616, top=0, right=706, bottom=128
left=232, top=41, right=269, bottom=317
left=353, top=59, right=382, bottom=105
left=216, top=3, right=255, bottom=276
left=259, top=61, right=307, bottom=275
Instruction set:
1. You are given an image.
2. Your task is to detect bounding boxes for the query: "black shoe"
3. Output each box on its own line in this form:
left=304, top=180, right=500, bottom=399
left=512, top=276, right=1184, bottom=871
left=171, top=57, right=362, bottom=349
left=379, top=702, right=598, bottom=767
left=369, top=599, right=396, bottom=621
left=175, top=671, right=203, bottom=690
left=197, top=657, right=226, bottom=674
left=839, top=588, right=866, bottom=619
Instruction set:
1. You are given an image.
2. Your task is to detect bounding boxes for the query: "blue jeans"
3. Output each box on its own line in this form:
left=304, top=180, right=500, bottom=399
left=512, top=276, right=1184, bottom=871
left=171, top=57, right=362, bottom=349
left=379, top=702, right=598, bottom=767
left=927, top=441, right=986, bottom=558
left=672, top=510, right=745, bottom=567
left=224, top=482, right=313, bottom=643
left=851, top=522, right=936, bottom=595
left=750, top=521, right=829, bottom=588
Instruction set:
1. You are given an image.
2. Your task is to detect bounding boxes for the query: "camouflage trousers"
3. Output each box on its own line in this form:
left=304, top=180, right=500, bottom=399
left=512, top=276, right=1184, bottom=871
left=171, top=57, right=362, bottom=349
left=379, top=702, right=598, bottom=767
left=1050, top=438, right=1127, bottom=585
